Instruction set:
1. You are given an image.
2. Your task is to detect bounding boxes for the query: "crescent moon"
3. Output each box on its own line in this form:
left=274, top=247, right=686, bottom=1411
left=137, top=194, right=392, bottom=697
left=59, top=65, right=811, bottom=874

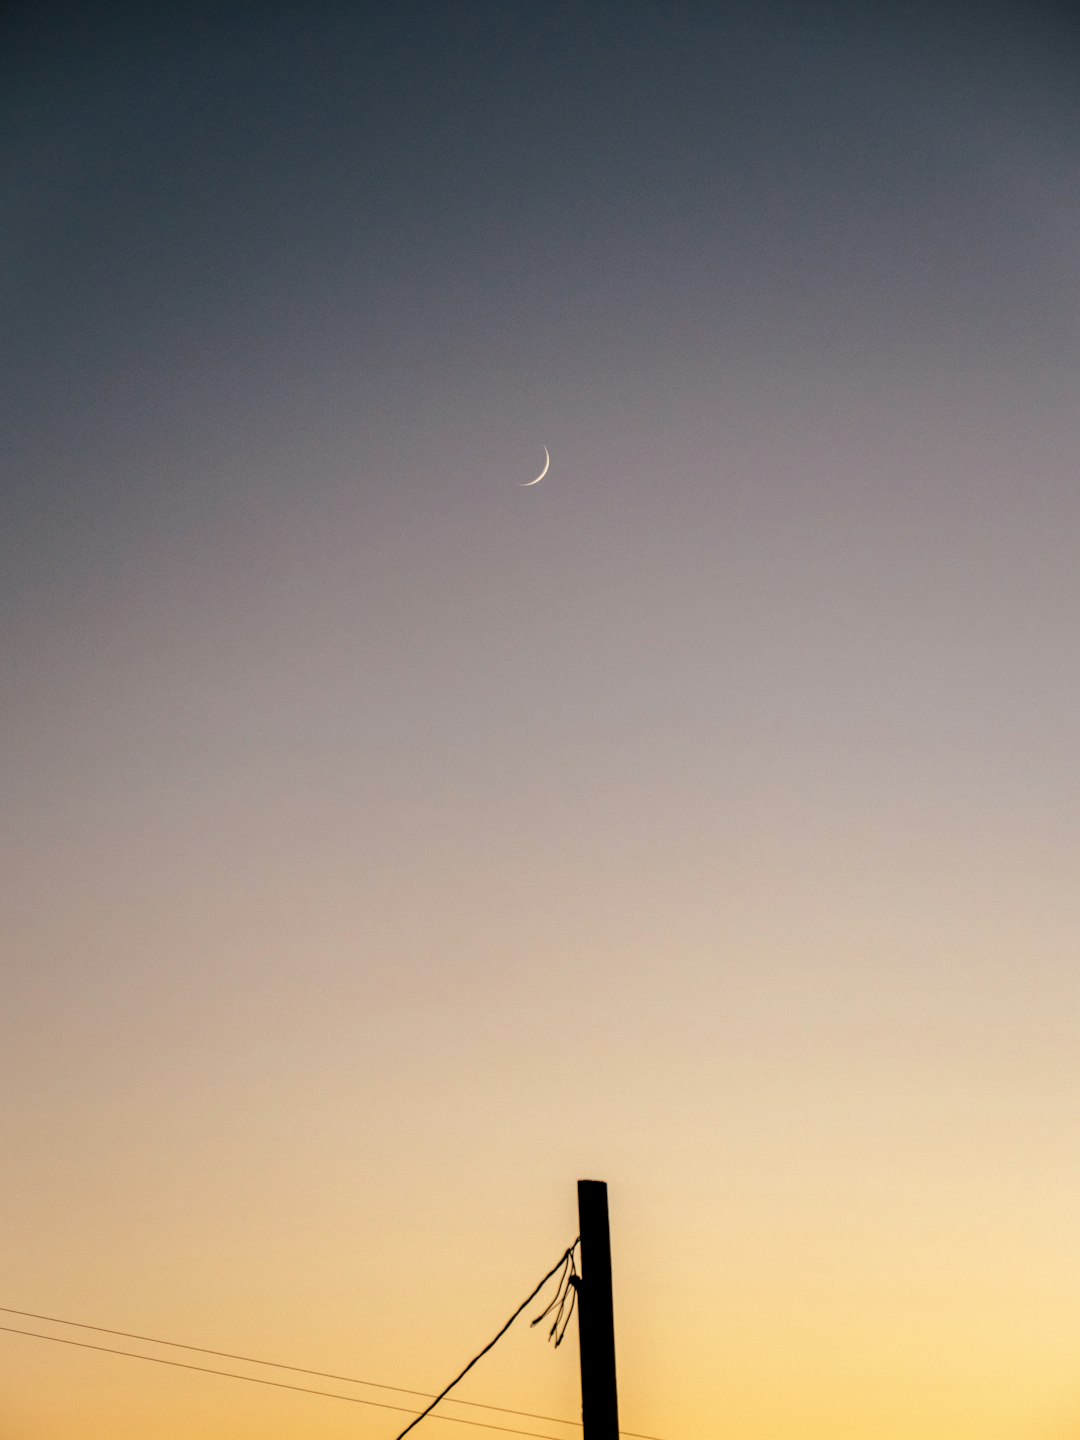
left=520, top=447, right=550, bottom=487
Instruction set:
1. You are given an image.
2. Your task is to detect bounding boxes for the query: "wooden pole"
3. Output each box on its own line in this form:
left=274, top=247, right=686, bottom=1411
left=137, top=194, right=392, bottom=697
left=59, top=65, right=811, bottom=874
left=577, top=1179, right=620, bottom=1440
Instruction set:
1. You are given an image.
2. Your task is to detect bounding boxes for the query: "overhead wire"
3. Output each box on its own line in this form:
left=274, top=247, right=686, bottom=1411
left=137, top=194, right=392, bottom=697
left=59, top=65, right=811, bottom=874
left=0, top=1287, right=667, bottom=1440
left=0, top=1302, right=579, bottom=1428
left=0, top=1323, right=569, bottom=1440
left=392, top=1242, right=578, bottom=1440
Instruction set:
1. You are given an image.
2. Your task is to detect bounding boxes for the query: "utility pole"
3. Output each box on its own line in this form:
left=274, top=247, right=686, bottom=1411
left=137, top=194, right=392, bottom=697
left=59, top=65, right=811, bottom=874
left=577, top=1179, right=620, bottom=1440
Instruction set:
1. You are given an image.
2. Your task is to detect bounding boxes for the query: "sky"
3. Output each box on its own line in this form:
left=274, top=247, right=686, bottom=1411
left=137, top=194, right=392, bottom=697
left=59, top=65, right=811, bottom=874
left=4, top=3, right=1080, bottom=1437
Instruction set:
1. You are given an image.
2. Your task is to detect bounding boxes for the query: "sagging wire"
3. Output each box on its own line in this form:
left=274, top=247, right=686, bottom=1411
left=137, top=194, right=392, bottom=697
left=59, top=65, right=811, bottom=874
left=392, top=1240, right=580, bottom=1440
left=529, top=1240, right=579, bottom=1348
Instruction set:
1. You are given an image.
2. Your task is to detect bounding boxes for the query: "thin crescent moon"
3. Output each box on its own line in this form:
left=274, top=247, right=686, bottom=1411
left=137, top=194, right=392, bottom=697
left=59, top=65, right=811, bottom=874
left=520, top=446, right=550, bottom=486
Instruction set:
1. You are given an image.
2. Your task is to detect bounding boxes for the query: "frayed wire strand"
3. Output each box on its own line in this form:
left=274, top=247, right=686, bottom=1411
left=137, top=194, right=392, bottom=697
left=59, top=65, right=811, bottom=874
left=530, top=1242, right=579, bottom=1348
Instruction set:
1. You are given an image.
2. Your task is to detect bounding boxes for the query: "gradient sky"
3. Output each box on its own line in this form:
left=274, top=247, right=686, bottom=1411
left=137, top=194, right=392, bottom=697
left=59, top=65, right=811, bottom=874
left=5, top=4, right=1080, bottom=1438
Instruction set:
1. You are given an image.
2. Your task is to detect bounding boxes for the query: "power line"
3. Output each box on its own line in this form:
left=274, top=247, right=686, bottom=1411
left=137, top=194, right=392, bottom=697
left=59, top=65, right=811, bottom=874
left=393, top=1243, right=577, bottom=1440
left=0, top=1303, right=578, bottom=1429
left=0, top=1323, right=567, bottom=1440
left=0, top=1297, right=668, bottom=1440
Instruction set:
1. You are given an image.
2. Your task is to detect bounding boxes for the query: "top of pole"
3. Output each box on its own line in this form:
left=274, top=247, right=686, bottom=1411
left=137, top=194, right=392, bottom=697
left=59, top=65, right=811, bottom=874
left=576, top=1179, right=619, bottom=1440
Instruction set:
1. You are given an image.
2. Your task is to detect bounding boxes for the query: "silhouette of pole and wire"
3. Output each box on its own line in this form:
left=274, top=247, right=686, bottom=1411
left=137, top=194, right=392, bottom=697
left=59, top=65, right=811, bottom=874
left=1, top=1180, right=641, bottom=1440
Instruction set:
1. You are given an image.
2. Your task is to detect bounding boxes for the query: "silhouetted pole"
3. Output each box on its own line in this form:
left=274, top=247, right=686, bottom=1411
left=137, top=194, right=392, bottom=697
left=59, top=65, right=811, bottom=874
left=577, top=1179, right=620, bottom=1440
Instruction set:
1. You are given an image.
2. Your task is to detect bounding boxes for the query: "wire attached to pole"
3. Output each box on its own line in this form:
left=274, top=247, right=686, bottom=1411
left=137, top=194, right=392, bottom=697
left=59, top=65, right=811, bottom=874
left=392, top=1241, right=580, bottom=1440
left=529, top=1246, right=579, bottom=1348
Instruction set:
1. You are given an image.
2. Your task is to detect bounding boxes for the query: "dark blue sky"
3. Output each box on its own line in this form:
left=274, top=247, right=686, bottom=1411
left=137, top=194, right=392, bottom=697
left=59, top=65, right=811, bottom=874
left=6, top=2, right=1079, bottom=602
